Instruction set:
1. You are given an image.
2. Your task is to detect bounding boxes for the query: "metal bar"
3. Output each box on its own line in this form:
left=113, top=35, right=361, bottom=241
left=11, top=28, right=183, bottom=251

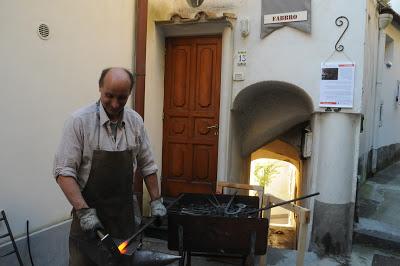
left=1, top=210, right=23, bottom=266
left=0, top=233, right=10, bottom=238
left=224, top=191, right=237, bottom=213
left=248, top=231, right=256, bottom=266
left=123, top=193, right=185, bottom=247
left=206, top=197, right=218, bottom=208
left=244, top=192, right=320, bottom=215
left=186, top=251, right=191, bottom=266
left=178, top=225, right=184, bottom=266
left=211, top=192, right=221, bottom=207
left=0, top=250, right=16, bottom=257
left=186, top=252, right=245, bottom=259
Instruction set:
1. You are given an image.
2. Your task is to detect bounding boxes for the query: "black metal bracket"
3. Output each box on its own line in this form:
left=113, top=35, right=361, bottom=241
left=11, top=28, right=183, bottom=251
left=324, top=107, right=342, bottom=112
left=335, top=16, right=349, bottom=52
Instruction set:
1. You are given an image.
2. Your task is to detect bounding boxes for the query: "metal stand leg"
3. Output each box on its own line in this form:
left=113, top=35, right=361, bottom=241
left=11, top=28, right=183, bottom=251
left=186, top=251, right=191, bottom=266
left=0, top=210, right=23, bottom=266
left=245, top=231, right=256, bottom=266
left=242, top=255, right=247, bottom=266
left=178, top=225, right=185, bottom=266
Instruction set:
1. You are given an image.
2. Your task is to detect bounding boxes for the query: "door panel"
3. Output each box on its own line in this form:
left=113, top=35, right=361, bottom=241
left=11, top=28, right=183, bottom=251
left=162, top=36, right=221, bottom=197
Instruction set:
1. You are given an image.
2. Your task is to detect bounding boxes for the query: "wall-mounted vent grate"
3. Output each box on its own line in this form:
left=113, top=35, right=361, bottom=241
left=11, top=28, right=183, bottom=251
left=37, top=23, right=50, bottom=40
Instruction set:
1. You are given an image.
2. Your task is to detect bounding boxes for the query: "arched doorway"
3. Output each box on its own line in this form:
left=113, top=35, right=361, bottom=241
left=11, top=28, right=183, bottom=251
left=231, top=81, right=313, bottom=249
left=250, top=139, right=300, bottom=226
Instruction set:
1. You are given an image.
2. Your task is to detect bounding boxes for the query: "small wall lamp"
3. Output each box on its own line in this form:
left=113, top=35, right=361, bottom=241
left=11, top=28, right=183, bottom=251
left=240, top=18, right=250, bottom=38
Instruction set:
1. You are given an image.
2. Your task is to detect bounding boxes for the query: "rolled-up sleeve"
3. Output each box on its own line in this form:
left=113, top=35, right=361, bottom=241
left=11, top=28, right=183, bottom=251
left=137, top=126, right=158, bottom=177
left=53, top=116, right=83, bottom=181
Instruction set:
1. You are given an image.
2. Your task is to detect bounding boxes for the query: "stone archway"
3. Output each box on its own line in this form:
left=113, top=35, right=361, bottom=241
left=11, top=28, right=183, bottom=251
left=232, top=81, right=313, bottom=157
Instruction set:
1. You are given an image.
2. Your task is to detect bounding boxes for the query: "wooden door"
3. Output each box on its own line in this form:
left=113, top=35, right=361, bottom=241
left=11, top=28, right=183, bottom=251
left=162, top=36, right=221, bottom=197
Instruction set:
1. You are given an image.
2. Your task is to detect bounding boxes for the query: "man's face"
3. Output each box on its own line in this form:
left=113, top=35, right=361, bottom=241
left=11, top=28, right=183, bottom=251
left=99, top=69, right=131, bottom=121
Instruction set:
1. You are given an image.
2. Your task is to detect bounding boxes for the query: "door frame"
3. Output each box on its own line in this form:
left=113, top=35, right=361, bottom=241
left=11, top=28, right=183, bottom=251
left=162, top=35, right=222, bottom=195
left=156, top=21, right=234, bottom=185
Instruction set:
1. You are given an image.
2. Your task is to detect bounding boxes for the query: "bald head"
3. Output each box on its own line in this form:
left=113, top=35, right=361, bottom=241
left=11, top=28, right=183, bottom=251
left=98, top=67, right=134, bottom=121
left=99, top=67, right=134, bottom=90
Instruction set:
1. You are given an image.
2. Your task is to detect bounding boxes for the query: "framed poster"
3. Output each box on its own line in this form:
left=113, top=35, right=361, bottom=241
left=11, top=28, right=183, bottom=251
left=319, top=63, right=355, bottom=108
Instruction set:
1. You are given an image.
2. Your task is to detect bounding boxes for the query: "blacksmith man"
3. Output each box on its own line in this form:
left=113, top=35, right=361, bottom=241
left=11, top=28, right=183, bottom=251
left=53, top=67, right=166, bottom=265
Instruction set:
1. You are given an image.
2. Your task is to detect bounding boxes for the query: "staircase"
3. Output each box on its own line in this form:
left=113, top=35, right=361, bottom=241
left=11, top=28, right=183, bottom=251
left=354, top=161, right=400, bottom=251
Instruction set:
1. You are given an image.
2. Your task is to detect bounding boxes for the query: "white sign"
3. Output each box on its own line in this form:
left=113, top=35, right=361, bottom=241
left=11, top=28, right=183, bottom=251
left=264, top=11, right=307, bottom=24
left=237, top=50, right=247, bottom=66
left=319, top=63, right=355, bottom=108
left=233, top=72, right=245, bottom=81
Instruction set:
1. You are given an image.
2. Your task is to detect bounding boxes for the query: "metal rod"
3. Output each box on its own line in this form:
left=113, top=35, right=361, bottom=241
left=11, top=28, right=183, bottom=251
left=224, top=191, right=237, bottom=213
left=244, top=192, right=320, bottom=215
left=123, top=193, right=185, bottom=247
left=211, top=192, right=221, bottom=206
left=206, top=197, right=218, bottom=208
left=1, top=210, right=23, bottom=266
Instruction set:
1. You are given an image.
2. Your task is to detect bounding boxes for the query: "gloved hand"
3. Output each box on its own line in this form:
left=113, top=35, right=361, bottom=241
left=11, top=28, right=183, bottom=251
left=76, top=208, right=104, bottom=238
left=150, top=198, right=167, bottom=217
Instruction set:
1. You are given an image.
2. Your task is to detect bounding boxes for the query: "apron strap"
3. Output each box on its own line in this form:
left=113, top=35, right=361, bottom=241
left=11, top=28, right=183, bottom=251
left=96, top=101, right=101, bottom=150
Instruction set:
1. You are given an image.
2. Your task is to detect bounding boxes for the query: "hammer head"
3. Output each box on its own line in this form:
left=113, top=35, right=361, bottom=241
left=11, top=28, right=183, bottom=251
left=96, top=230, right=121, bottom=257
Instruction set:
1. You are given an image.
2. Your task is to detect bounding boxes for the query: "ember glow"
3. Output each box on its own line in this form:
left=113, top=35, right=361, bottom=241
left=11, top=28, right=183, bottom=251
left=118, top=241, right=128, bottom=254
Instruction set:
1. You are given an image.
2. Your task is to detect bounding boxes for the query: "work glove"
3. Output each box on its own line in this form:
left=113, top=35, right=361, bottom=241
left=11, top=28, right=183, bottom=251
left=150, top=198, right=167, bottom=217
left=76, top=208, right=104, bottom=238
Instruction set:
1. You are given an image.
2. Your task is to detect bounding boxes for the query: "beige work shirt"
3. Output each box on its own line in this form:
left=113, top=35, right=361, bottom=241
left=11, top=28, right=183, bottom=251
left=53, top=101, right=158, bottom=189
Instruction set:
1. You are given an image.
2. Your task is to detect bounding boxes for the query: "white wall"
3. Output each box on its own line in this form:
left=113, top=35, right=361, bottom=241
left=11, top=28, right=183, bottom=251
left=143, top=1, right=175, bottom=210
left=0, top=0, right=135, bottom=240
left=359, top=0, right=379, bottom=156
left=146, top=0, right=368, bottom=169
left=231, top=0, right=366, bottom=113
left=313, top=113, right=360, bottom=203
left=378, top=23, right=400, bottom=146
left=357, top=0, right=379, bottom=181
left=148, top=0, right=367, bottom=112
left=358, top=0, right=400, bottom=181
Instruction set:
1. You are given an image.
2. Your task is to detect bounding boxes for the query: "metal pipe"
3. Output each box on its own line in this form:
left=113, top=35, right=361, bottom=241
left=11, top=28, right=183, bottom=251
left=122, top=193, right=185, bottom=247
left=371, top=13, right=393, bottom=173
left=134, top=0, right=148, bottom=117
left=132, top=0, right=149, bottom=207
left=244, top=192, right=320, bottom=215
left=224, top=191, right=237, bottom=213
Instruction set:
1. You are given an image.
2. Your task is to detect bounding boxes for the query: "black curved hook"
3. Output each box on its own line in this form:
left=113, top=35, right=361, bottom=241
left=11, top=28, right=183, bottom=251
left=335, top=16, right=349, bottom=52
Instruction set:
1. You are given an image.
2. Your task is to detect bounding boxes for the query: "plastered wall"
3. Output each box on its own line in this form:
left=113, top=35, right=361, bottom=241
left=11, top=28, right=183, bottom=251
left=0, top=0, right=135, bottom=240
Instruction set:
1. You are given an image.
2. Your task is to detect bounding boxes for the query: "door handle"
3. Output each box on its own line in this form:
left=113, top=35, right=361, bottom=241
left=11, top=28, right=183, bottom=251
left=206, top=124, right=218, bottom=129
left=206, top=124, right=219, bottom=135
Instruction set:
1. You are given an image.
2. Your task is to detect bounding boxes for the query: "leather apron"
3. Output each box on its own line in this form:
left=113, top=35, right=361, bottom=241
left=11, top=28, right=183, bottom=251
left=69, top=103, right=135, bottom=266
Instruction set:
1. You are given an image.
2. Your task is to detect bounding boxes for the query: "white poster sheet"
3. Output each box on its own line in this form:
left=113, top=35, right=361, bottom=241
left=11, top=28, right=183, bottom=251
left=319, top=63, right=355, bottom=108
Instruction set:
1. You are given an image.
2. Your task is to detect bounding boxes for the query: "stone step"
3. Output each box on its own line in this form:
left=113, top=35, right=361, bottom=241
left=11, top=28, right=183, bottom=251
left=372, top=254, right=400, bottom=266
left=353, top=218, right=400, bottom=251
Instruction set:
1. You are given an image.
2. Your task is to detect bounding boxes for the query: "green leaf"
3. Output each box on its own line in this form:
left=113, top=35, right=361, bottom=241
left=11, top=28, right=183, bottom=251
left=253, top=162, right=280, bottom=188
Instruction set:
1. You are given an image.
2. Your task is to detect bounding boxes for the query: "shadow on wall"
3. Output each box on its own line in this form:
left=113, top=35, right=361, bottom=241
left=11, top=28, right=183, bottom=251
left=232, top=80, right=314, bottom=157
